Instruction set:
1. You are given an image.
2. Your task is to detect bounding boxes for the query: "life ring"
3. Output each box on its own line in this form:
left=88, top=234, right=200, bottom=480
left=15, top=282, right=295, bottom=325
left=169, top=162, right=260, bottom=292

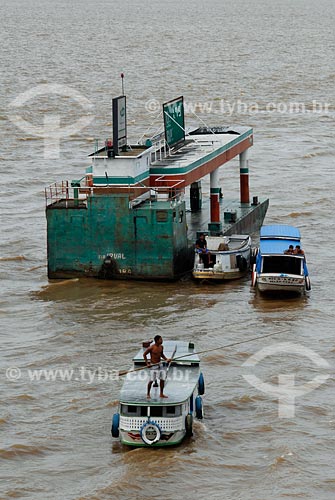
left=111, top=413, right=120, bottom=437
left=195, top=395, right=203, bottom=419
left=185, top=413, right=193, bottom=436
left=198, top=373, right=205, bottom=395
left=305, top=275, right=311, bottom=291
left=140, top=421, right=161, bottom=445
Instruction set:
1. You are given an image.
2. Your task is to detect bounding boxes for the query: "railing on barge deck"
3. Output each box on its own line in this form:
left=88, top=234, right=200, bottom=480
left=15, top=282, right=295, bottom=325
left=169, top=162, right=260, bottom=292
left=45, top=178, right=185, bottom=209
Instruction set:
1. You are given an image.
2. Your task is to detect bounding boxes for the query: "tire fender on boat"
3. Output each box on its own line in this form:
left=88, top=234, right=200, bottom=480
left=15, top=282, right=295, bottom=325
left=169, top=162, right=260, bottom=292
left=236, top=255, right=247, bottom=272
left=111, top=413, right=120, bottom=437
left=195, top=395, right=203, bottom=419
left=140, top=420, right=161, bottom=445
left=185, top=413, right=193, bottom=436
left=198, top=372, right=205, bottom=395
left=305, top=275, right=311, bottom=291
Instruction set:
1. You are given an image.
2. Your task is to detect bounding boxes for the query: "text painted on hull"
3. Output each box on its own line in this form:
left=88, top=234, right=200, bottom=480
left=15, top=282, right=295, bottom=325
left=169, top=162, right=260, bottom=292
left=99, top=253, right=126, bottom=260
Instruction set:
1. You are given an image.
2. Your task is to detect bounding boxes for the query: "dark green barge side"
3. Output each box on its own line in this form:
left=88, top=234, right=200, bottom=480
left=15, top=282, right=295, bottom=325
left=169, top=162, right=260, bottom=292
left=45, top=95, right=268, bottom=280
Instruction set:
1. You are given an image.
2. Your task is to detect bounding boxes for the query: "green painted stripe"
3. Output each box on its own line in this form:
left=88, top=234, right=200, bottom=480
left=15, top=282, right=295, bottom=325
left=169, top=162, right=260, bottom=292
left=150, top=129, right=253, bottom=176
left=240, top=168, right=249, bottom=174
left=210, top=188, right=221, bottom=194
left=93, top=170, right=149, bottom=185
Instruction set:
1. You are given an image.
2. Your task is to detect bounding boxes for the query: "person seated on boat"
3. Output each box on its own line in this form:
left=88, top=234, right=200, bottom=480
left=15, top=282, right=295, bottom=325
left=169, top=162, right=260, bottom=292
left=284, top=245, right=294, bottom=254
left=294, top=245, right=305, bottom=255
left=218, top=242, right=229, bottom=251
left=143, top=335, right=171, bottom=399
left=195, top=233, right=212, bottom=266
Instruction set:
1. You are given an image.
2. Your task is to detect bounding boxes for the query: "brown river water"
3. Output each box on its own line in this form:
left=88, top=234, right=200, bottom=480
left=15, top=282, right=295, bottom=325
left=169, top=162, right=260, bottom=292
left=1, top=0, right=335, bottom=498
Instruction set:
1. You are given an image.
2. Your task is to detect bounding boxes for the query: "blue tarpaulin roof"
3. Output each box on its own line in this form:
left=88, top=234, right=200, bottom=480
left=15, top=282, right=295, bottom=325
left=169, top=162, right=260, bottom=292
left=259, top=225, right=302, bottom=255
left=260, top=225, right=301, bottom=240
left=260, top=238, right=301, bottom=255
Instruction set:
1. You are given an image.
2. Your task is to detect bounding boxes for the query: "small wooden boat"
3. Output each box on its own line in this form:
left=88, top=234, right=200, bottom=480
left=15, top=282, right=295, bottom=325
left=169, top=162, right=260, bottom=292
left=192, top=234, right=251, bottom=281
left=252, top=224, right=311, bottom=295
left=111, top=340, right=205, bottom=447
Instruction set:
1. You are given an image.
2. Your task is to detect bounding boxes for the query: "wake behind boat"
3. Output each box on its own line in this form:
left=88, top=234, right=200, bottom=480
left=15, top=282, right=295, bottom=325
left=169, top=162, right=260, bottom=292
left=252, top=224, right=311, bottom=295
left=111, top=340, right=205, bottom=447
left=193, top=234, right=251, bottom=281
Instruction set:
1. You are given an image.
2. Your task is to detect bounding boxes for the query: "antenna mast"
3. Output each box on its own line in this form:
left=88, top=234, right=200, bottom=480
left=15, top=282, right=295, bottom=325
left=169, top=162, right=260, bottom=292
left=121, top=73, right=125, bottom=96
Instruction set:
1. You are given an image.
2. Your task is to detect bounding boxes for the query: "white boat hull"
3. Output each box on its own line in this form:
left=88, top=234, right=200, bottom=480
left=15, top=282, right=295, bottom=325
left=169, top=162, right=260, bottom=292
left=193, top=269, right=247, bottom=280
left=192, top=234, right=251, bottom=281
left=253, top=224, right=311, bottom=296
left=120, top=428, right=186, bottom=447
left=257, top=275, right=306, bottom=295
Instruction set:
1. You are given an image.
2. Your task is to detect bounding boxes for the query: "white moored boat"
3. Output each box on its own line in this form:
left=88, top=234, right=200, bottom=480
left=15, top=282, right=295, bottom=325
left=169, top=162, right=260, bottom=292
left=252, top=224, right=311, bottom=295
left=111, top=340, right=205, bottom=447
left=193, top=234, right=251, bottom=281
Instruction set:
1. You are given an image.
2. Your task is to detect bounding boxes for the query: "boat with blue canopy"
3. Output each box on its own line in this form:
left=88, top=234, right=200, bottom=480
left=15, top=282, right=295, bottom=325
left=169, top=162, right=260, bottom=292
left=111, top=340, right=205, bottom=447
left=252, top=224, right=311, bottom=295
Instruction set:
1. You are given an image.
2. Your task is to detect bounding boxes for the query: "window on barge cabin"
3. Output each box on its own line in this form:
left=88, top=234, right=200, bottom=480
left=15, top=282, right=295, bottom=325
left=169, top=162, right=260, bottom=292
left=156, top=211, right=168, bottom=222
left=262, top=256, right=302, bottom=275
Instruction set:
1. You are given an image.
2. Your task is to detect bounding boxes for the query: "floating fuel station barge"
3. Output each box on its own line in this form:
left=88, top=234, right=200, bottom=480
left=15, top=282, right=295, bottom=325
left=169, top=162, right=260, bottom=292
left=45, top=95, right=268, bottom=280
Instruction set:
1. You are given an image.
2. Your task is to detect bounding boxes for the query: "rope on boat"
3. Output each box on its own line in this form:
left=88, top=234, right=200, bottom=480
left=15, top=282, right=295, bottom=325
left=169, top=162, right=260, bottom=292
left=118, top=329, right=289, bottom=377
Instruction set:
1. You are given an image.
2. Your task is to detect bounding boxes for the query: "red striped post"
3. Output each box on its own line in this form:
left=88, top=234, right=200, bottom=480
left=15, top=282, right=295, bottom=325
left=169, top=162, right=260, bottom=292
left=240, top=151, right=250, bottom=203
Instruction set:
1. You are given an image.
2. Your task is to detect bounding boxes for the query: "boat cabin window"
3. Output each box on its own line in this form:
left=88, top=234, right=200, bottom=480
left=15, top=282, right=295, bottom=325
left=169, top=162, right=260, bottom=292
left=140, top=407, right=147, bottom=417
left=150, top=406, right=182, bottom=417
left=165, top=405, right=182, bottom=416
left=121, top=404, right=182, bottom=417
left=166, top=406, right=175, bottom=415
left=120, top=404, right=147, bottom=417
left=150, top=406, right=163, bottom=417
left=262, top=256, right=302, bottom=275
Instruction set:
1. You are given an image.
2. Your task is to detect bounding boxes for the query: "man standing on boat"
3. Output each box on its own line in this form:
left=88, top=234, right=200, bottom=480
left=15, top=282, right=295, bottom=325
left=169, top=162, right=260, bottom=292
left=143, top=335, right=171, bottom=399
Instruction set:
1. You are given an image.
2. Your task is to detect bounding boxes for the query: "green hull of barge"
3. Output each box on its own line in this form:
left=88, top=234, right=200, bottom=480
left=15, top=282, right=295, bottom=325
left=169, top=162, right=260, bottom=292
left=46, top=194, right=268, bottom=280
left=46, top=96, right=269, bottom=280
left=47, top=194, right=191, bottom=280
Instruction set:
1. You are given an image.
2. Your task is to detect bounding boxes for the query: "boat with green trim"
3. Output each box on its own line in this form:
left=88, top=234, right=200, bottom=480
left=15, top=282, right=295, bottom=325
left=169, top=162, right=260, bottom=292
left=111, top=340, right=205, bottom=447
left=45, top=94, right=268, bottom=281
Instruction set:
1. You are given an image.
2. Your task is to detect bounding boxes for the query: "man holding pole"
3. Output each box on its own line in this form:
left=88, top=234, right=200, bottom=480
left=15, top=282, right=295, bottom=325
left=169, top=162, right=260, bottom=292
left=143, top=335, right=171, bottom=399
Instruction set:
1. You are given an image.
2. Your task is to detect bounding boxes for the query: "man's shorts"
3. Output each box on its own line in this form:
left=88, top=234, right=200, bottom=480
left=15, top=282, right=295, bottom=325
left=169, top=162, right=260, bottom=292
left=150, top=363, right=166, bottom=381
